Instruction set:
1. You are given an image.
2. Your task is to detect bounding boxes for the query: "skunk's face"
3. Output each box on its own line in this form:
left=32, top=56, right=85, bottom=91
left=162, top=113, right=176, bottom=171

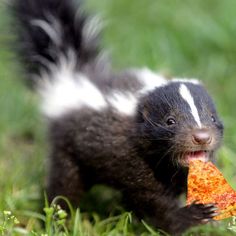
left=137, top=82, right=224, bottom=167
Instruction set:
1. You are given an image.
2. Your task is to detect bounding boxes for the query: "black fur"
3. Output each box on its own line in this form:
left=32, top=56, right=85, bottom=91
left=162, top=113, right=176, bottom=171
left=11, top=0, right=100, bottom=85
left=12, top=0, right=224, bottom=235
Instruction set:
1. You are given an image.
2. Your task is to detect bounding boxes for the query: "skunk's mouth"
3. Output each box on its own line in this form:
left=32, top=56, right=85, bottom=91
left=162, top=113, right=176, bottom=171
left=181, top=150, right=210, bottom=166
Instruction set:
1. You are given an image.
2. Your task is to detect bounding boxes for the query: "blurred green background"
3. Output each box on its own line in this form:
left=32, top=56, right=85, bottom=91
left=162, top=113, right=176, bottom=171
left=1, top=0, right=236, bottom=234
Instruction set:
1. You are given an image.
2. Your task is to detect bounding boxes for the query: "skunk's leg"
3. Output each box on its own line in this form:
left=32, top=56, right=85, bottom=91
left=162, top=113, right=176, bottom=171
left=92, top=156, right=216, bottom=235
left=46, top=151, right=84, bottom=209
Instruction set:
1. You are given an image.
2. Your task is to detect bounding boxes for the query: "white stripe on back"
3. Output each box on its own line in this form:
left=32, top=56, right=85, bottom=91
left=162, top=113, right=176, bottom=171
left=39, top=55, right=107, bottom=118
left=108, top=91, right=138, bottom=115
left=132, top=68, right=167, bottom=93
left=179, top=84, right=202, bottom=127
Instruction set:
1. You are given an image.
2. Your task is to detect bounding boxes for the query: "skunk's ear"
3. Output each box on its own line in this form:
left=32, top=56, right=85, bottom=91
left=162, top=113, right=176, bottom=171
left=142, top=108, right=149, bottom=121
left=136, top=101, right=149, bottom=123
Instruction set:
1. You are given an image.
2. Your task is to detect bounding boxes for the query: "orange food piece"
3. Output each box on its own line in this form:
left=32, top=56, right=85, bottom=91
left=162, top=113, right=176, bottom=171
left=187, top=160, right=236, bottom=220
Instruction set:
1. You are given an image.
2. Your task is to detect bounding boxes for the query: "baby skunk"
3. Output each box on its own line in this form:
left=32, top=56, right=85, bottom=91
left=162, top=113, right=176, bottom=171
left=12, top=0, right=224, bottom=234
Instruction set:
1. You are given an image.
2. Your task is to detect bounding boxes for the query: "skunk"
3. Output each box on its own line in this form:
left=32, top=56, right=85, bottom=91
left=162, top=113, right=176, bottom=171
left=12, top=0, right=224, bottom=234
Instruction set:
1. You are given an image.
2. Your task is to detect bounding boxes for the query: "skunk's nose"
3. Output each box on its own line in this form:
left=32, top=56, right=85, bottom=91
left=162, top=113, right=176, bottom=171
left=192, top=129, right=212, bottom=145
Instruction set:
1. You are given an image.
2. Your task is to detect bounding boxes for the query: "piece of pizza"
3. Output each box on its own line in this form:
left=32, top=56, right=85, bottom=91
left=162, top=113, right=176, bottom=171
left=187, top=160, right=236, bottom=220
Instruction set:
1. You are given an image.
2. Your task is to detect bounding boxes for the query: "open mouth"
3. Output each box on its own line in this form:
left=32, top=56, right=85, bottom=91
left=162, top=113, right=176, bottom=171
left=182, top=150, right=209, bottom=166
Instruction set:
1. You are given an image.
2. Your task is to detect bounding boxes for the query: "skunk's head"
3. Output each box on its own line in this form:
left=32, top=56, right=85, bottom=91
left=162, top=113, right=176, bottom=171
left=136, top=80, right=223, bottom=167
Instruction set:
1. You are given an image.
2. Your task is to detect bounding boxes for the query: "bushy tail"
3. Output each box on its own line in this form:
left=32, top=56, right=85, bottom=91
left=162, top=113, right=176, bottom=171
left=12, top=0, right=101, bottom=85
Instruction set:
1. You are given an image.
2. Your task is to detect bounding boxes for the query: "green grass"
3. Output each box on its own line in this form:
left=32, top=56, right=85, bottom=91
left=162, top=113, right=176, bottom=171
left=1, top=0, right=236, bottom=235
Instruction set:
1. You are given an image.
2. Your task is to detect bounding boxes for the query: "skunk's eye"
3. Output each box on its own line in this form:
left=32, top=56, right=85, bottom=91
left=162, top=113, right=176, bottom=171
left=211, top=115, right=216, bottom=123
left=166, top=117, right=176, bottom=126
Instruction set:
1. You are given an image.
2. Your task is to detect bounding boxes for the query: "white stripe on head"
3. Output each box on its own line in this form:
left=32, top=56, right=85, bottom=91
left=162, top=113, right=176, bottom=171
left=39, top=57, right=107, bottom=118
left=108, top=92, right=138, bottom=115
left=179, top=84, right=202, bottom=127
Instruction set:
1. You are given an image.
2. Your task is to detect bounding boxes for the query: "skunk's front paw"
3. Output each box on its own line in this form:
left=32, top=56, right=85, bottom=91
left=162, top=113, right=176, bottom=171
left=180, top=202, right=218, bottom=223
left=169, top=202, right=218, bottom=235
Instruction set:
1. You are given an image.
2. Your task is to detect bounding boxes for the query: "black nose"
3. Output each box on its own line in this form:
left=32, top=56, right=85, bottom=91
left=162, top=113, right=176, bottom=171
left=192, top=129, right=212, bottom=145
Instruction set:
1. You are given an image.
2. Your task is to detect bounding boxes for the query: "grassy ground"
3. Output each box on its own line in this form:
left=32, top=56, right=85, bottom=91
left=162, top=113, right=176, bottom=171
left=1, top=0, right=236, bottom=235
